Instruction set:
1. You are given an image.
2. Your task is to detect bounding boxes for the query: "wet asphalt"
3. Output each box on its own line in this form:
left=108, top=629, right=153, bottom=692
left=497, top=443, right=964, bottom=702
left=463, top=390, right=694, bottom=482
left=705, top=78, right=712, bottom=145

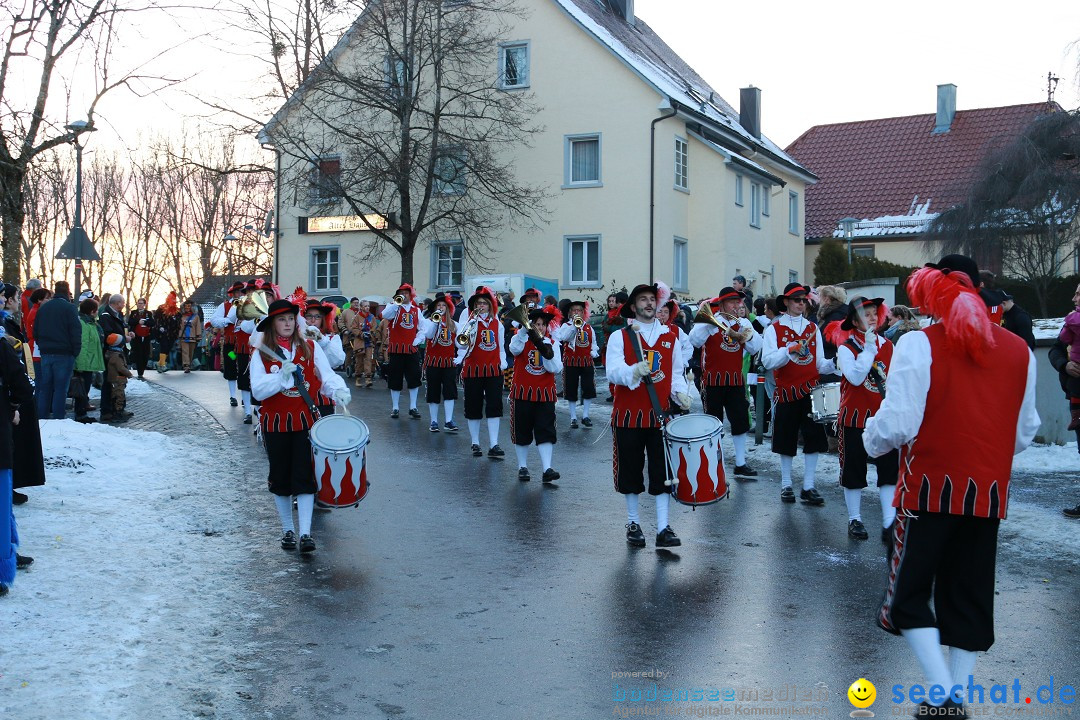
left=154, top=371, right=1080, bottom=720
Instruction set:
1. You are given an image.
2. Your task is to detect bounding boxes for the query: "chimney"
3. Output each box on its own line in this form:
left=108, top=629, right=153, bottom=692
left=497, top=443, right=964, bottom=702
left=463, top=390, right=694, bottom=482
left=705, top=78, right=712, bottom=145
left=740, top=86, right=761, bottom=140
left=610, top=0, right=635, bottom=25
left=933, top=83, right=957, bottom=134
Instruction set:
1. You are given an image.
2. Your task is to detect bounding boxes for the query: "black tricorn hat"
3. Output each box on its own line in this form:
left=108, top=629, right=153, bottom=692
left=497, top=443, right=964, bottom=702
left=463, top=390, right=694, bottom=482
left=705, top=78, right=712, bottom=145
left=619, top=283, right=659, bottom=318
left=840, top=296, right=885, bottom=330
left=426, top=292, right=456, bottom=318
left=256, top=299, right=300, bottom=332
left=776, top=282, right=811, bottom=312
left=715, top=286, right=743, bottom=304
left=925, top=254, right=980, bottom=288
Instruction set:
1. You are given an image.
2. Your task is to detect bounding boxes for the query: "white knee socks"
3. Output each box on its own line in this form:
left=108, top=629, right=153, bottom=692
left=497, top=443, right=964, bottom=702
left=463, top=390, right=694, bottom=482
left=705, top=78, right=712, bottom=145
left=780, top=455, right=793, bottom=487
left=486, top=417, right=500, bottom=448
left=948, top=647, right=977, bottom=701
left=296, top=494, right=314, bottom=537
left=468, top=419, right=481, bottom=445
left=515, top=444, right=529, bottom=468
left=582, top=399, right=591, bottom=419
left=228, top=380, right=237, bottom=399
left=626, top=493, right=640, bottom=523
left=656, top=493, right=670, bottom=531
left=844, top=488, right=862, bottom=522
left=803, top=453, right=819, bottom=490
left=408, top=387, right=418, bottom=410
left=274, top=495, right=294, bottom=533
left=391, top=390, right=401, bottom=411
left=568, top=403, right=578, bottom=421
left=242, top=390, right=251, bottom=414
left=444, top=399, right=455, bottom=423
left=428, top=403, right=439, bottom=423
left=902, top=627, right=953, bottom=706
left=537, top=443, right=553, bottom=471
left=881, top=484, right=897, bottom=528
left=732, top=433, right=747, bottom=466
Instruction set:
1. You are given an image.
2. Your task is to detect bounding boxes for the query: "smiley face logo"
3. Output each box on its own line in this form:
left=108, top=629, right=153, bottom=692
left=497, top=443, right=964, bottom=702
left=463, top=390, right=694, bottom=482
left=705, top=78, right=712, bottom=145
left=847, top=678, right=876, bottom=709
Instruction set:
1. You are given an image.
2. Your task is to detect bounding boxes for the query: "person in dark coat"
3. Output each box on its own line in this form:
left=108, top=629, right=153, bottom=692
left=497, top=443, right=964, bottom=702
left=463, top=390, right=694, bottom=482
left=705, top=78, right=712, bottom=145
left=32, top=281, right=81, bottom=420
left=1048, top=340, right=1080, bottom=518
left=126, top=298, right=155, bottom=379
left=1001, top=293, right=1035, bottom=350
left=154, top=293, right=182, bottom=372
left=0, top=284, right=44, bottom=505
left=1, top=338, right=38, bottom=595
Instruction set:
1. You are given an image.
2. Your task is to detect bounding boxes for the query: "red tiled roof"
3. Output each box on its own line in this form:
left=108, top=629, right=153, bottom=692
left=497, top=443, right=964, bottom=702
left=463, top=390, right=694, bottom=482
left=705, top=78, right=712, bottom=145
left=785, top=102, right=1060, bottom=239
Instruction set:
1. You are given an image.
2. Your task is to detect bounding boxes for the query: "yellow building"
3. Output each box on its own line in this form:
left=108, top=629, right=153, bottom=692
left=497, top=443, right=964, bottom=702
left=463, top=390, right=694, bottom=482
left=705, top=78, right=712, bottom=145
left=259, top=0, right=816, bottom=304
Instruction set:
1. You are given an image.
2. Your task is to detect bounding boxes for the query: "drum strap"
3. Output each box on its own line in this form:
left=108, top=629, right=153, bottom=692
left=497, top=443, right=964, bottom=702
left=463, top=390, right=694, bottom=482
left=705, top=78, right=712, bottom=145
left=625, top=327, right=667, bottom=425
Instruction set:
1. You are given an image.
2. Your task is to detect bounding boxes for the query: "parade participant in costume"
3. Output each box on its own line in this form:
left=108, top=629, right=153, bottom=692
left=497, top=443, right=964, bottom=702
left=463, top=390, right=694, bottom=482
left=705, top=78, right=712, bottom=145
left=864, top=254, right=1038, bottom=718
left=178, top=301, right=202, bottom=373
left=337, top=296, right=360, bottom=375
left=689, top=287, right=763, bottom=477
left=250, top=299, right=349, bottom=554
left=760, top=283, right=836, bottom=505
left=233, top=279, right=266, bottom=424
left=606, top=283, right=690, bottom=548
left=554, top=299, right=598, bottom=428
left=126, top=298, right=155, bottom=379
left=302, top=298, right=347, bottom=370
left=416, top=292, right=460, bottom=432
left=381, top=283, right=422, bottom=419
left=602, top=292, right=629, bottom=401
left=210, top=282, right=245, bottom=406
left=509, top=304, right=563, bottom=481
left=154, top=291, right=181, bottom=373
left=826, top=296, right=898, bottom=541
left=349, top=300, right=376, bottom=388
left=656, top=288, right=693, bottom=377
left=458, top=286, right=507, bottom=458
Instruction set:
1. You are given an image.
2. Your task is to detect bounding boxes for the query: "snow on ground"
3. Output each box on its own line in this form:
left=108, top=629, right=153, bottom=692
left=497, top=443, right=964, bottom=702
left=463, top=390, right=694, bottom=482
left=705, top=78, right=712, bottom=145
left=1011, top=440, right=1079, bottom=473
left=87, top=377, right=155, bottom=400
left=2, top=414, right=250, bottom=719
left=1033, top=317, right=1064, bottom=341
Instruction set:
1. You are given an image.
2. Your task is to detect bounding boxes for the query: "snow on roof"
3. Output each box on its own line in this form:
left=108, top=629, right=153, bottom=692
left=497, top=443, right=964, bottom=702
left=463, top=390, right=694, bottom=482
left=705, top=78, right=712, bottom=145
left=830, top=199, right=939, bottom=239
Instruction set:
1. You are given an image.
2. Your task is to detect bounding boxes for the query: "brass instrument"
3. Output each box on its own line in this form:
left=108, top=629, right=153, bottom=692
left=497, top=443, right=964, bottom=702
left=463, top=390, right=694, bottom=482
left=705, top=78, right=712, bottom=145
left=693, top=304, right=738, bottom=332
left=431, top=310, right=443, bottom=324
left=572, top=316, right=585, bottom=329
left=503, top=303, right=530, bottom=329
left=238, top=289, right=270, bottom=321
left=455, top=316, right=479, bottom=347
left=391, top=293, right=407, bottom=306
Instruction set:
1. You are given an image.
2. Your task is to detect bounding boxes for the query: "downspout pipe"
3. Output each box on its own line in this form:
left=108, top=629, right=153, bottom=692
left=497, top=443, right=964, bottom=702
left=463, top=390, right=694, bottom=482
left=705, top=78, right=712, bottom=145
left=261, top=142, right=282, bottom=286
left=649, top=98, right=677, bottom=282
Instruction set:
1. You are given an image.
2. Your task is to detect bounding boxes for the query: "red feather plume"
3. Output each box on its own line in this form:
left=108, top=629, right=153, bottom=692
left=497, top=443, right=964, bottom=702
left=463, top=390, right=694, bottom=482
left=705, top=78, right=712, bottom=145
left=906, top=266, right=995, bottom=362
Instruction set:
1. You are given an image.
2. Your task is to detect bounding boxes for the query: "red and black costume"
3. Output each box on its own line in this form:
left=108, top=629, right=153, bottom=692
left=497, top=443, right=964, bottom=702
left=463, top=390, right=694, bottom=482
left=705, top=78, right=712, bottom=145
left=381, top=283, right=422, bottom=393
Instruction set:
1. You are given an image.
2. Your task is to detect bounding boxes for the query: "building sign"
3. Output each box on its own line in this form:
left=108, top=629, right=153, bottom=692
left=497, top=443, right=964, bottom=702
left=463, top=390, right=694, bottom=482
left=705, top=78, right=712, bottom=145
left=301, top=214, right=389, bottom=234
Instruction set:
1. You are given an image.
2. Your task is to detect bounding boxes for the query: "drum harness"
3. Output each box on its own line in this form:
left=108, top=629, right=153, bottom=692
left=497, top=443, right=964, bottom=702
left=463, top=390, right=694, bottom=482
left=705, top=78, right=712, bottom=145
left=625, top=327, right=685, bottom=504
left=255, top=343, right=325, bottom=446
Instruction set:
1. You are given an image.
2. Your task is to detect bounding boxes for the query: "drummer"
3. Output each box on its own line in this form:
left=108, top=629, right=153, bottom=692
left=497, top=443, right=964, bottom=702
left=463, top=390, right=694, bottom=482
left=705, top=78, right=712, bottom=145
left=760, top=283, right=836, bottom=506
left=688, top=287, right=763, bottom=478
left=830, top=297, right=898, bottom=541
left=251, top=299, right=350, bottom=554
left=509, top=304, right=564, bottom=482
left=606, top=282, right=690, bottom=548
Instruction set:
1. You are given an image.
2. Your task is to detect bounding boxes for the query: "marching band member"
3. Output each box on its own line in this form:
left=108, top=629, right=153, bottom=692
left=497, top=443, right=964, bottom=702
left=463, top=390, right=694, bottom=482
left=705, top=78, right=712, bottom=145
left=864, top=254, right=1038, bottom=718
left=689, top=287, right=763, bottom=478
left=657, top=292, right=692, bottom=377
left=381, top=283, right=422, bottom=419
left=827, top=296, right=898, bottom=541
left=554, top=299, right=598, bottom=428
left=760, top=282, right=836, bottom=506
left=416, top=292, right=460, bottom=432
left=234, top=279, right=263, bottom=424
left=606, top=283, right=690, bottom=548
left=458, top=286, right=506, bottom=458
left=251, top=299, right=349, bottom=555
left=211, top=283, right=245, bottom=406
left=509, top=305, right=563, bottom=482
left=302, top=298, right=346, bottom=370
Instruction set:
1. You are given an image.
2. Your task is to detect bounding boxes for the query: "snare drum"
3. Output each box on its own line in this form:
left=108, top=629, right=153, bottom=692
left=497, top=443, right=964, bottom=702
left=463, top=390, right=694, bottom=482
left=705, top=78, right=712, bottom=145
left=309, top=414, right=370, bottom=508
left=809, top=383, right=841, bottom=424
left=664, top=413, right=728, bottom=506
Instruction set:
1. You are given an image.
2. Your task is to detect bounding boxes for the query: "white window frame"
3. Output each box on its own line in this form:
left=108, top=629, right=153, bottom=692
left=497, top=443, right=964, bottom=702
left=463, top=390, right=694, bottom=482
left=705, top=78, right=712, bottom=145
left=434, top=147, right=467, bottom=196
left=750, top=182, right=762, bottom=228
left=430, top=240, right=465, bottom=290
left=564, top=234, right=602, bottom=288
left=498, top=41, right=530, bottom=90
left=735, top=174, right=744, bottom=206
left=789, top=191, right=799, bottom=235
left=852, top=245, right=875, bottom=259
left=789, top=269, right=799, bottom=284
left=674, top=136, right=689, bottom=192
left=564, top=133, right=602, bottom=188
left=673, top=237, right=688, bottom=292
left=310, top=245, right=341, bottom=293
left=762, top=186, right=770, bottom=216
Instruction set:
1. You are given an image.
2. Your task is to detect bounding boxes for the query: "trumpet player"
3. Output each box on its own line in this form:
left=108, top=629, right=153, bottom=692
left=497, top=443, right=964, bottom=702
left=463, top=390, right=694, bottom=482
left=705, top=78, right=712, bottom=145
left=302, top=299, right=346, bottom=370
left=210, top=281, right=246, bottom=407
left=509, top=305, right=563, bottom=482
left=458, top=286, right=506, bottom=458
left=760, top=283, right=836, bottom=505
left=689, top=287, right=763, bottom=477
left=416, top=292, right=460, bottom=432
left=554, top=299, right=598, bottom=428
left=381, top=283, right=422, bottom=419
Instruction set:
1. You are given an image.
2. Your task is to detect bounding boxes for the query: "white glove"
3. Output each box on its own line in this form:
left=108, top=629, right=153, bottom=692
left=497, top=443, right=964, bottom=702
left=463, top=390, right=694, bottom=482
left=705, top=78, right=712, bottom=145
left=675, top=392, right=692, bottom=411
left=631, top=361, right=651, bottom=381
left=279, top=360, right=297, bottom=377
left=453, top=355, right=463, bottom=366
left=304, top=326, right=323, bottom=341
left=333, top=388, right=352, bottom=406
left=864, top=328, right=876, bottom=346
left=239, top=319, right=256, bottom=335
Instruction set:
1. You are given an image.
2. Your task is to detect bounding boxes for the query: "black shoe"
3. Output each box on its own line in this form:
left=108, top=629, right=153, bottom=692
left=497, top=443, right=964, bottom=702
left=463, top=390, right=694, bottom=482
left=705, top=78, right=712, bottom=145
left=16, top=554, right=33, bottom=570
left=882, top=523, right=894, bottom=544
left=656, top=526, right=681, bottom=547
left=280, top=530, right=297, bottom=550
left=913, top=698, right=968, bottom=718
left=184, top=369, right=191, bottom=374
left=99, top=413, right=114, bottom=423
left=581, top=416, right=593, bottom=428
left=408, top=408, right=422, bottom=419
left=848, top=519, right=869, bottom=540
left=299, top=534, right=316, bottom=554
left=542, top=468, right=560, bottom=483
left=0, top=583, right=7, bottom=597
left=390, top=409, right=400, bottom=419
left=243, top=415, right=253, bottom=425
left=74, top=416, right=97, bottom=424
left=488, top=445, right=505, bottom=458
left=625, top=521, right=646, bottom=547
left=230, top=397, right=238, bottom=407
left=12, top=491, right=28, bottom=505
left=444, top=421, right=459, bottom=432
left=1064, top=504, right=1080, bottom=519
left=780, top=486, right=796, bottom=503
left=800, top=488, right=825, bottom=506
left=569, top=418, right=579, bottom=429
left=518, top=467, right=531, bottom=482
left=471, top=444, right=483, bottom=457
left=733, top=464, right=758, bottom=478
left=605, top=395, right=614, bottom=403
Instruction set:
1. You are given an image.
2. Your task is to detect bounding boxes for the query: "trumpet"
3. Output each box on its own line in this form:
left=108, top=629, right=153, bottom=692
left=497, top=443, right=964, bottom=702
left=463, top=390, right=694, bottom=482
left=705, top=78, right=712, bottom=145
left=455, top=316, right=479, bottom=347
left=431, top=310, right=443, bottom=324
left=238, top=289, right=271, bottom=321
left=391, top=293, right=407, bottom=306
left=693, top=304, right=738, bottom=332
left=572, top=316, right=585, bottom=329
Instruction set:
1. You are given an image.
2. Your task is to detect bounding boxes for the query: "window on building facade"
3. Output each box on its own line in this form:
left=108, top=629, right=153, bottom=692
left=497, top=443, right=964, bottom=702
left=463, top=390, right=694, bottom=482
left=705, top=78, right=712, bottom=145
left=673, top=238, right=688, bottom=291
left=735, top=174, right=744, bottom=206
left=674, top=137, right=689, bottom=191
left=499, top=43, right=529, bottom=89
left=853, top=245, right=875, bottom=258
left=312, top=247, right=340, bottom=292
left=434, top=148, right=467, bottom=196
left=566, top=235, right=600, bottom=286
left=432, top=242, right=464, bottom=288
left=385, top=55, right=407, bottom=96
left=565, top=135, right=601, bottom=186
left=750, top=182, right=762, bottom=228
left=789, top=269, right=799, bottom=284
left=789, top=191, right=799, bottom=235
left=310, top=157, right=342, bottom=201
left=762, top=186, right=770, bottom=216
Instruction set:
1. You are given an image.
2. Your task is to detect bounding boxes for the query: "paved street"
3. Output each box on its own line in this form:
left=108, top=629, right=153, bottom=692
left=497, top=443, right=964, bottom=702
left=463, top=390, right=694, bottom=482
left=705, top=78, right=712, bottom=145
left=138, top=370, right=1080, bottom=719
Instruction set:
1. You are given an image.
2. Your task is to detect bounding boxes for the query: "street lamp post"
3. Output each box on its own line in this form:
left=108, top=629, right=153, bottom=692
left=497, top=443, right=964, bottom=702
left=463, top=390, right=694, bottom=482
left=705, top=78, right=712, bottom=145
left=56, top=120, right=100, bottom=297
left=223, top=233, right=237, bottom=290
left=839, top=217, right=858, bottom=266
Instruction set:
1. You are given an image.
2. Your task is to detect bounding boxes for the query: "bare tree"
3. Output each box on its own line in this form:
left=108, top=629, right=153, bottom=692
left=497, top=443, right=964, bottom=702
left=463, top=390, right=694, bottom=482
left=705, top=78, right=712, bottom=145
left=927, top=108, right=1080, bottom=316
left=261, top=0, right=550, bottom=286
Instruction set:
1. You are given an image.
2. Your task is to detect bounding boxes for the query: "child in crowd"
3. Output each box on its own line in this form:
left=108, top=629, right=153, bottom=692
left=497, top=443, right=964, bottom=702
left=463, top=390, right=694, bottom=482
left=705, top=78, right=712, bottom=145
left=1058, top=286, right=1080, bottom=429
left=105, top=333, right=132, bottom=423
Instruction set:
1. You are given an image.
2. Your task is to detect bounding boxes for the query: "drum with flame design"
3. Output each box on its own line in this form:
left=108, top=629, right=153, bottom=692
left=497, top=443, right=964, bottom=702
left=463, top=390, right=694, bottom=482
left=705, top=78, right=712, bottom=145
left=309, top=414, right=370, bottom=509
left=664, top=413, right=728, bottom=506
